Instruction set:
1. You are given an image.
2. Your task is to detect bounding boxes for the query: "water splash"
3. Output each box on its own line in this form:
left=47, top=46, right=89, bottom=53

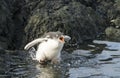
left=28, top=47, right=36, bottom=60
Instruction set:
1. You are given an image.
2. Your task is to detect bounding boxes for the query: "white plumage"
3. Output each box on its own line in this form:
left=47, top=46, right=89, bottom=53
left=24, top=31, right=71, bottom=64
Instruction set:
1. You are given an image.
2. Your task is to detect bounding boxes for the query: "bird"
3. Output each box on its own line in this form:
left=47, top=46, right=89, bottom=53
left=24, top=31, right=71, bottom=65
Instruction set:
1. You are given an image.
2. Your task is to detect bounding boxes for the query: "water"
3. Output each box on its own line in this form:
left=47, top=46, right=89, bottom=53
left=1, top=40, right=120, bottom=78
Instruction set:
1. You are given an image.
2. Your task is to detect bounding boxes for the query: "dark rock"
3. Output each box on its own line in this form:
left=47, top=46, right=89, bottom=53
left=23, top=0, right=106, bottom=48
left=0, top=0, right=28, bottom=49
left=0, top=0, right=15, bottom=49
left=0, top=0, right=120, bottom=49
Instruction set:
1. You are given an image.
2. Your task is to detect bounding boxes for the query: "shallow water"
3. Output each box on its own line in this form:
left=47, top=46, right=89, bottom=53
left=1, top=40, right=120, bottom=78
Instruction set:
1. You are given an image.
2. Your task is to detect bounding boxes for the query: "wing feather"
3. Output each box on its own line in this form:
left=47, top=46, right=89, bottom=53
left=24, top=38, right=47, bottom=50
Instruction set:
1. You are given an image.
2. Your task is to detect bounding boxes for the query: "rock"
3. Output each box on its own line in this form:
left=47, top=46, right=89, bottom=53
left=24, top=0, right=106, bottom=48
left=0, top=0, right=15, bottom=49
left=0, top=0, right=120, bottom=49
left=105, top=27, right=120, bottom=41
left=111, top=17, right=120, bottom=28
left=0, top=0, right=28, bottom=49
left=104, top=0, right=120, bottom=41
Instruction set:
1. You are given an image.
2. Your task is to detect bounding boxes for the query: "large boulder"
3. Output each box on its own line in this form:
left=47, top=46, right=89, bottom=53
left=0, top=0, right=120, bottom=49
left=24, top=0, right=106, bottom=48
left=0, top=0, right=27, bottom=49
left=0, top=0, right=15, bottom=49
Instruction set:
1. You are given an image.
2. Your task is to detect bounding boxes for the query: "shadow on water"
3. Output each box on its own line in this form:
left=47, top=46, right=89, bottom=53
left=1, top=40, right=120, bottom=78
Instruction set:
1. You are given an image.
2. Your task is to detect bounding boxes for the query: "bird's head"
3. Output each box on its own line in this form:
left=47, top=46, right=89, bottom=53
left=43, top=31, right=71, bottom=44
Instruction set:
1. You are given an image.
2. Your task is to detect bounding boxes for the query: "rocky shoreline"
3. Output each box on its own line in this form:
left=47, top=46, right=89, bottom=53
left=0, top=0, right=120, bottom=49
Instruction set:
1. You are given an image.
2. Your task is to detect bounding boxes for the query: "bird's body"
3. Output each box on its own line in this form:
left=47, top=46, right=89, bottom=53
left=24, top=31, right=70, bottom=64
left=36, top=38, right=64, bottom=63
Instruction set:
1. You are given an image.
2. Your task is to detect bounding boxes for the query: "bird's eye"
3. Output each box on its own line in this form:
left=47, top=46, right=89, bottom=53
left=59, top=36, right=64, bottom=42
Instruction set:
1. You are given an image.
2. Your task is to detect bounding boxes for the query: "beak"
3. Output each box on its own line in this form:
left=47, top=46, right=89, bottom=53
left=63, top=35, right=71, bottom=42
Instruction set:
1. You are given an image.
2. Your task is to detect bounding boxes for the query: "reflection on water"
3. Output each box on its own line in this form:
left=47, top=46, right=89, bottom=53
left=34, top=65, right=63, bottom=78
left=1, top=40, right=120, bottom=78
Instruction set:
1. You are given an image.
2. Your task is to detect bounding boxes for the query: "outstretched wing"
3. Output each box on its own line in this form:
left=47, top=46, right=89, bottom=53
left=24, top=38, right=48, bottom=50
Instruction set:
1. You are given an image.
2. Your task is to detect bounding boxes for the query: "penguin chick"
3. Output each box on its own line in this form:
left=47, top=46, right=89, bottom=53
left=24, top=31, right=71, bottom=64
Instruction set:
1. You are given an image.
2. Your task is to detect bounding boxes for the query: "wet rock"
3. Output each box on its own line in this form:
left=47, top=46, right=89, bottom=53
left=23, top=0, right=106, bottom=48
left=0, top=0, right=120, bottom=49
left=0, top=0, right=28, bottom=49
left=0, top=0, right=119, bottom=50
left=0, top=0, right=15, bottom=49
left=104, top=0, right=120, bottom=41
left=105, top=27, right=120, bottom=41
